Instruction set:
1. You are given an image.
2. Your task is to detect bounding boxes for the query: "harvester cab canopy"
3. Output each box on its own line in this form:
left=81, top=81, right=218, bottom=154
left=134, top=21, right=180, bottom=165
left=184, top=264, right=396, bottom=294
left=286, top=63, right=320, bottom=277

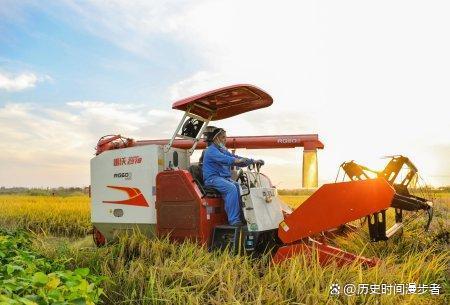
left=172, top=84, right=273, bottom=120
left=167, top=84, right=273, bottom=154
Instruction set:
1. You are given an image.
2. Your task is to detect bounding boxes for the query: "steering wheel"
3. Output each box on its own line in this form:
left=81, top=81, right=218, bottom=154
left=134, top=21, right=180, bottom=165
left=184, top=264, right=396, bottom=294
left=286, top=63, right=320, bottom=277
left=247, top=161, right=263, bottom=172
left=236, top=168, right=250, bottom=196
left=235, top=168, right=244, bottom=182
left=255, top=162, right=263, bottom=172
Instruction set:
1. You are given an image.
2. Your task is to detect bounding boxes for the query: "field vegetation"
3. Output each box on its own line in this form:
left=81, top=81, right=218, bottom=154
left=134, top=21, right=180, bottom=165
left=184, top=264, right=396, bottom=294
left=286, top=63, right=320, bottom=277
left=0, top=192, right=448, bottom=304
left=0, top=196, right=90, bottom=238
left=0, top=229, right=103, bottom=305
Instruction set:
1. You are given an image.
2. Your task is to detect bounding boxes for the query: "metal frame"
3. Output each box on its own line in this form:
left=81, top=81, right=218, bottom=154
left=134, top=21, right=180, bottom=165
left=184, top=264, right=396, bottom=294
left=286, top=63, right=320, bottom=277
left=164, top=104, right=215, bottom=155
left=338, top=155, right=433, bottom=241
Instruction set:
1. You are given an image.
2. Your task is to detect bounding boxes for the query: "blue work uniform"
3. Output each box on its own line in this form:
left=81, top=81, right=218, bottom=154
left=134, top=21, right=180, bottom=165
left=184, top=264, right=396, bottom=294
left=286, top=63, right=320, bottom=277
left=202, top=144, right=248, bottom=225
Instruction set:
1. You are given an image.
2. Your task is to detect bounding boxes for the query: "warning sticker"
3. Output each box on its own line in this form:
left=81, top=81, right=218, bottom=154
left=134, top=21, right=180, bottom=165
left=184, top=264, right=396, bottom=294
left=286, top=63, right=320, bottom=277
left=280, top=221, right=290, bottom=232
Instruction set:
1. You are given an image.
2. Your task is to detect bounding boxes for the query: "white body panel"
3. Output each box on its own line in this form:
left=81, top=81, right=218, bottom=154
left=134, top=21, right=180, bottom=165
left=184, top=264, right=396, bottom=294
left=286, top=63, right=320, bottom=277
left=242, top=187, right=284, bottom=232
left=91, top=143, right=283, bottom=241
left=90, top=145, right=189, bottom=240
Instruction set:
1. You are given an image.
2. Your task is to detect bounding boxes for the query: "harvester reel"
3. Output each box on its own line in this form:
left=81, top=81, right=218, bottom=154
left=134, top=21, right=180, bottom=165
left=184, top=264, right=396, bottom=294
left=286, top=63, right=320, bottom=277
left=337, top=155, right=434, bottom=241
left=425, top=206, right=433, bottom=231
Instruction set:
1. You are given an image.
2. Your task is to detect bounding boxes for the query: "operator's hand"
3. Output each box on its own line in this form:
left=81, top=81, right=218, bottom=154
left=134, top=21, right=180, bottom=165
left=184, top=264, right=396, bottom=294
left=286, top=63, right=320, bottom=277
left=234, top=158, right=258, bottom=166
left=244, top=158, right=255, bottom=166
left=234, top=158, right=249, bottom=165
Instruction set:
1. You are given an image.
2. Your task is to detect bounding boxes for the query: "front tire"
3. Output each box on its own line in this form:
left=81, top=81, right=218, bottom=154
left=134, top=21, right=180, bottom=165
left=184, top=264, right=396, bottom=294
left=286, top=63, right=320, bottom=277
left=93, top=226, right=106, bottom=247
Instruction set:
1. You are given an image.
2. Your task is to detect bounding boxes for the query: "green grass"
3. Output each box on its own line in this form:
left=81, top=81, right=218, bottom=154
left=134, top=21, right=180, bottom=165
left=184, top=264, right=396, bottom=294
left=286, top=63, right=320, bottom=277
left=0, top=229, right=103, bottom=305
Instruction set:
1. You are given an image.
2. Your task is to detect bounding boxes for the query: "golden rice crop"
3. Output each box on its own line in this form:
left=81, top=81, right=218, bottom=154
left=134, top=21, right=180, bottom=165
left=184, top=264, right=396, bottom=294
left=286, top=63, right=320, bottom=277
left=0, top=195, right=90, bottom=237
left=0, top=194, right=302, bottom=236
left=34, top=229, right=449, bottom=305
left=279, top=195, right=309, bottom=208
left=2, top=194, right=449, bottom=304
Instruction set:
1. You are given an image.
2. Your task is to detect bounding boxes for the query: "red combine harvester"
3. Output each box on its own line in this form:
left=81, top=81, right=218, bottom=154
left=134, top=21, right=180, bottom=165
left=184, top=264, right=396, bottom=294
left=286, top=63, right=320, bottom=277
left=90, top=84, right=432, bottom=266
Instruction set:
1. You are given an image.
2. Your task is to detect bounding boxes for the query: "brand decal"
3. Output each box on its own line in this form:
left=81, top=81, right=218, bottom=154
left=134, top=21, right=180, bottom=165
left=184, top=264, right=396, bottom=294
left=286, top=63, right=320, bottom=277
left=113, top=172, right=132, bottom=180
left=262, top=190, right=275, bottom=197
left=262, top=189, right=275, bottom=203
left=103, top=186, right=149, bottom=207
left=113, top=156, right=142, bottom=166
left=277, top=138, right=297, bottom=144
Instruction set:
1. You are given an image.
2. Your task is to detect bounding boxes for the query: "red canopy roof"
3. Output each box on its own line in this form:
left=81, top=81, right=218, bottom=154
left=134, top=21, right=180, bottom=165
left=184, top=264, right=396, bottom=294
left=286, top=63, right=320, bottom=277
left=172, top=84, right=273, bottom=120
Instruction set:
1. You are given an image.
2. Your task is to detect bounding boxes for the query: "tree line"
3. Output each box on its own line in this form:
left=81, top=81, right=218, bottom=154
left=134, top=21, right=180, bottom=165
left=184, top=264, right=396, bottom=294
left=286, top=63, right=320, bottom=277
left=0, top=187, right=88, bottom=196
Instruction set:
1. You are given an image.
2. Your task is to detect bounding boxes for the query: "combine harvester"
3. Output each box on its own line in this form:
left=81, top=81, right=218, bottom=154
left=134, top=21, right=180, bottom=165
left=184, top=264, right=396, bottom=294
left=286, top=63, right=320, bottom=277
left=90, top=84, right=432, bottom=266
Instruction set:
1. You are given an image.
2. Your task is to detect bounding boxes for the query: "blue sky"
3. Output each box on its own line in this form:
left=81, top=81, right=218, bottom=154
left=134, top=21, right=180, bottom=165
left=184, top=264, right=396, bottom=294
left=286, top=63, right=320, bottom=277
left=0, top=1, right=449, bottom=187
left=0, top=2, right=200, bottom=106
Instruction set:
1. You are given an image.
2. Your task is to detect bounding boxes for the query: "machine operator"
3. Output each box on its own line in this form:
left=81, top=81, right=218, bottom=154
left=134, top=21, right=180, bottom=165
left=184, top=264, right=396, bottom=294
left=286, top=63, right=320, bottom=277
left=202, top=127, right=263, bottom=226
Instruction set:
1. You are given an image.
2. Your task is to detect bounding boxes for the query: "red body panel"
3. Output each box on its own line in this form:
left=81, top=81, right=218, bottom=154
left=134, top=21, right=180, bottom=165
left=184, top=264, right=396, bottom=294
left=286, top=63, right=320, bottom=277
left=172, top=84, right=273, bottom=121
left=95, top=135, right=135, bottom=155
left=278, top=178, right=395, bottom=244
left=273, top=239, right=379, bottom=267
left=155, top=170, right=227, bottom=245
left=135, top=134, right=324, bottom=150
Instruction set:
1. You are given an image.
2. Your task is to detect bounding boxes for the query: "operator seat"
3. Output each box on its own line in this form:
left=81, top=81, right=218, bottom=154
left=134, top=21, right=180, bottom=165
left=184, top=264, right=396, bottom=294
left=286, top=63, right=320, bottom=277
left=188, top=165, right=221, bottom=198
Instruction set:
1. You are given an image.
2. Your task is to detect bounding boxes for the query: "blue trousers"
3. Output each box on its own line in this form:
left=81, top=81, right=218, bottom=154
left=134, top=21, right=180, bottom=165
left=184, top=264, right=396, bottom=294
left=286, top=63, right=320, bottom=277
left=205, top=176, right=241, bottom=224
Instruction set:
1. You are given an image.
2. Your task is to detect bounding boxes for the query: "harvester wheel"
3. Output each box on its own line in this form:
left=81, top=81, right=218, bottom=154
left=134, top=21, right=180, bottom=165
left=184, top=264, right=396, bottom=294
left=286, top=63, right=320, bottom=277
left=93, top=226, right=106, bottom=247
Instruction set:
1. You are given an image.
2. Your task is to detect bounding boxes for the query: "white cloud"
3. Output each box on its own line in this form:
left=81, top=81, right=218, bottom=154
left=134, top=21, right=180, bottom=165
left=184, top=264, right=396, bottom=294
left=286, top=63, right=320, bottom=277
left=168, top=71, right=226, bottom=101
left=166, top=0, right=450, bottom=186
left=0, top=0, right=32, bottom=23
left=0, top=101, right=179, bottom=187
left=53, top=0, right=202, bottom=57
left=0, top=72, right=40, bottom=91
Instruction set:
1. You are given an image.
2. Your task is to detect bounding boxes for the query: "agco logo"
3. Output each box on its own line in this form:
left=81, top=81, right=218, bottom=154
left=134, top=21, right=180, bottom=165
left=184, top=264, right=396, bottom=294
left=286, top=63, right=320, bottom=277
left=277, top=138, right=297, bottom=144
left=113, top=172, right=132, bottom=180
left=113, top=156, right=142, bottom=166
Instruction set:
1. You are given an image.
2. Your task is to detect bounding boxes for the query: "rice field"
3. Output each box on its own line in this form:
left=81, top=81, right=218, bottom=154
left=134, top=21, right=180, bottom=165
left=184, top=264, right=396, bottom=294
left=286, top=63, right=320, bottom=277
left=0, top=195, right=90, bottom=237
left=0, top=194, right=448, bottom=304
left=0, top=194, right=307, bottom=238
left=279, top=195, right=309, bottom=208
